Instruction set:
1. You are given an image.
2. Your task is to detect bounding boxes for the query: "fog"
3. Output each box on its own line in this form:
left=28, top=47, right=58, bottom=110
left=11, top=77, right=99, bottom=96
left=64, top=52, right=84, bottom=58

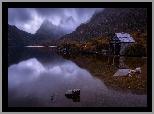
left=8, top=8, right=104, bottom=34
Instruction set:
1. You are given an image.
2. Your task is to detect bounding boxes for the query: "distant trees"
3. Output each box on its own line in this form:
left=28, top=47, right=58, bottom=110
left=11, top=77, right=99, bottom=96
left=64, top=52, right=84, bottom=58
left=56, top=38, right=109, bottom=54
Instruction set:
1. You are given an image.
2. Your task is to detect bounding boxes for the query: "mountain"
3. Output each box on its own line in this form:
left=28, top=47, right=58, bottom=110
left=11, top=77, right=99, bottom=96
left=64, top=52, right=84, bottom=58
left=35, top=19, right=64, bottom=40
left=55, top=8, right=147, bottom=45
left=8, top=24, right=53, bottom=46
left=8, top=16, right=77, bottom=46
left=8, top=24, right=36, bottom=46
left=35, top=16, right=76, bottom=40
left=8, top=8, right=147, bottom=46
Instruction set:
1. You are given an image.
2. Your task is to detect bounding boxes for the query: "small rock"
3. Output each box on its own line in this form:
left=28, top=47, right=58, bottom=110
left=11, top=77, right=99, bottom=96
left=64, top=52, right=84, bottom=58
left=51, top=94, right=55, bottom=100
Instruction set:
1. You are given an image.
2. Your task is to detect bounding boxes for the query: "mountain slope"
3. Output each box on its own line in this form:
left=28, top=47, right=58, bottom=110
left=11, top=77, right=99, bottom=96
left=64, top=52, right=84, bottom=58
left=35, top=16, right=76, bottom=40
left=8, top=24, right=36, bottom=46
left=35, top=19, right=65, bottom=40
left=56, top=8, right=147, bottom=45
left=8, top=16, right=77, bottom=46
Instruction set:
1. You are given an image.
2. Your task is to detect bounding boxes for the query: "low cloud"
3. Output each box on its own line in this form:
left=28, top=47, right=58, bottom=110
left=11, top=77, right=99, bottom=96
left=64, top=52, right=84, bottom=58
left=8, top=8, right=104, bottom=34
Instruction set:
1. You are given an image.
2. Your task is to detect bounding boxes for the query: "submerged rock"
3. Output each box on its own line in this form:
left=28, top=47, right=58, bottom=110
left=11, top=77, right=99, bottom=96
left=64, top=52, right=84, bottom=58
left=65, top=89, right=80, bottom=98
left=51, top=94, right=55, bottom=100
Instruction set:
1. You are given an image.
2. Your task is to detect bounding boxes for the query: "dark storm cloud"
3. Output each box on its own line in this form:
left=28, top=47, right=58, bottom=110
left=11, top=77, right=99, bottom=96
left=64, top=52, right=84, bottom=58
left=33, top=8, right=65, bottom=17
left=8, top=8, right=33, bottom=24
left=74, top=8, right=99, bottom=16
left=33, top=8, right=103, bottom=18
left=8, top=8, right=104, bottom=34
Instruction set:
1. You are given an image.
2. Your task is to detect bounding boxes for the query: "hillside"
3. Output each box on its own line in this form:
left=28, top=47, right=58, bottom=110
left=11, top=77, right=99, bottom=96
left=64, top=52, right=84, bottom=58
left=55, top=8, right=147, bottom=45
left=8, top=24, right=35, bottom=46
left=8, top=16, right=77, bottom=46
left=8, top=24, right=51, bottom=46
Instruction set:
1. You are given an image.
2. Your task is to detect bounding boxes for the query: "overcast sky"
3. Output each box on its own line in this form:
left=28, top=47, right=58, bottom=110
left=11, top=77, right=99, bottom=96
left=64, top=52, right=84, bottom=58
left=8, top=8, right=104, bottom=34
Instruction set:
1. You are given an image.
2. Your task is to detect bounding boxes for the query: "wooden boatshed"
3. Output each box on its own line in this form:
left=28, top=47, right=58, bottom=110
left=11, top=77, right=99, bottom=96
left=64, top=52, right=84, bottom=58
left=109, top=32, right=135, bottom=55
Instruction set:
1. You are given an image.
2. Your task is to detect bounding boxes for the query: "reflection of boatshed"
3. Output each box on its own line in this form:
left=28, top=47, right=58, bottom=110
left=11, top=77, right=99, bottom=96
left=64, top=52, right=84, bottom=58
left=118, top=57, right=127, bottom=69
left=109, top=32, right=135, bottom=55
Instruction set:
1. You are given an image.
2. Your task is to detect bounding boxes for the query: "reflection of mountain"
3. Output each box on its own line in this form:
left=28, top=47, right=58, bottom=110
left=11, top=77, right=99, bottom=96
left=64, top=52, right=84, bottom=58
left=58, top=53, right=147, bottom=95
left=8, top=47, right=147, bottom=95
left=65, top=95, right=80, bottom=103
left=8, top=47, right=66, bottom=68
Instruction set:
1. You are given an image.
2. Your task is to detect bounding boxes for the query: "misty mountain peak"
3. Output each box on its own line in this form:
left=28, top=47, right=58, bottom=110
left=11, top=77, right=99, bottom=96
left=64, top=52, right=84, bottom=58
left=41, top=18, right=58, bottom=29
left=60, top=16, right=75, bottom=25
left=43, top=19, right=51, bottom=25
left=35, top=17, right=75, bottom=40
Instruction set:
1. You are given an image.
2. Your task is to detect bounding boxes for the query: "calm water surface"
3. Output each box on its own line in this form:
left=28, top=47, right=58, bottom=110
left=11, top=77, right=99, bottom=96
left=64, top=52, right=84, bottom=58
left=8, top=47, right=147, bottom=107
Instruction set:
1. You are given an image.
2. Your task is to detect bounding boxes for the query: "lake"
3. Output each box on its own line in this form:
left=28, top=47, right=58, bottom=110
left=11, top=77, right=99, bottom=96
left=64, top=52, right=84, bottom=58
left=8, top=47, right=147, bottom=107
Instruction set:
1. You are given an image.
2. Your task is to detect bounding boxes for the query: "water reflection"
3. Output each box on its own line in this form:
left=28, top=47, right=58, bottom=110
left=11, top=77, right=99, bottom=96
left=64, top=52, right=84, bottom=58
left=66, top=95, right=80, bottom=103
left=8, top=47, right=147, bottom=107
left=65, top=89, right=80, bottom=103
left=59, top=53, right=147, bottom=95
left=118, top=56, right=127, bottom=69
left=8, top=58, right=47, bottom=88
